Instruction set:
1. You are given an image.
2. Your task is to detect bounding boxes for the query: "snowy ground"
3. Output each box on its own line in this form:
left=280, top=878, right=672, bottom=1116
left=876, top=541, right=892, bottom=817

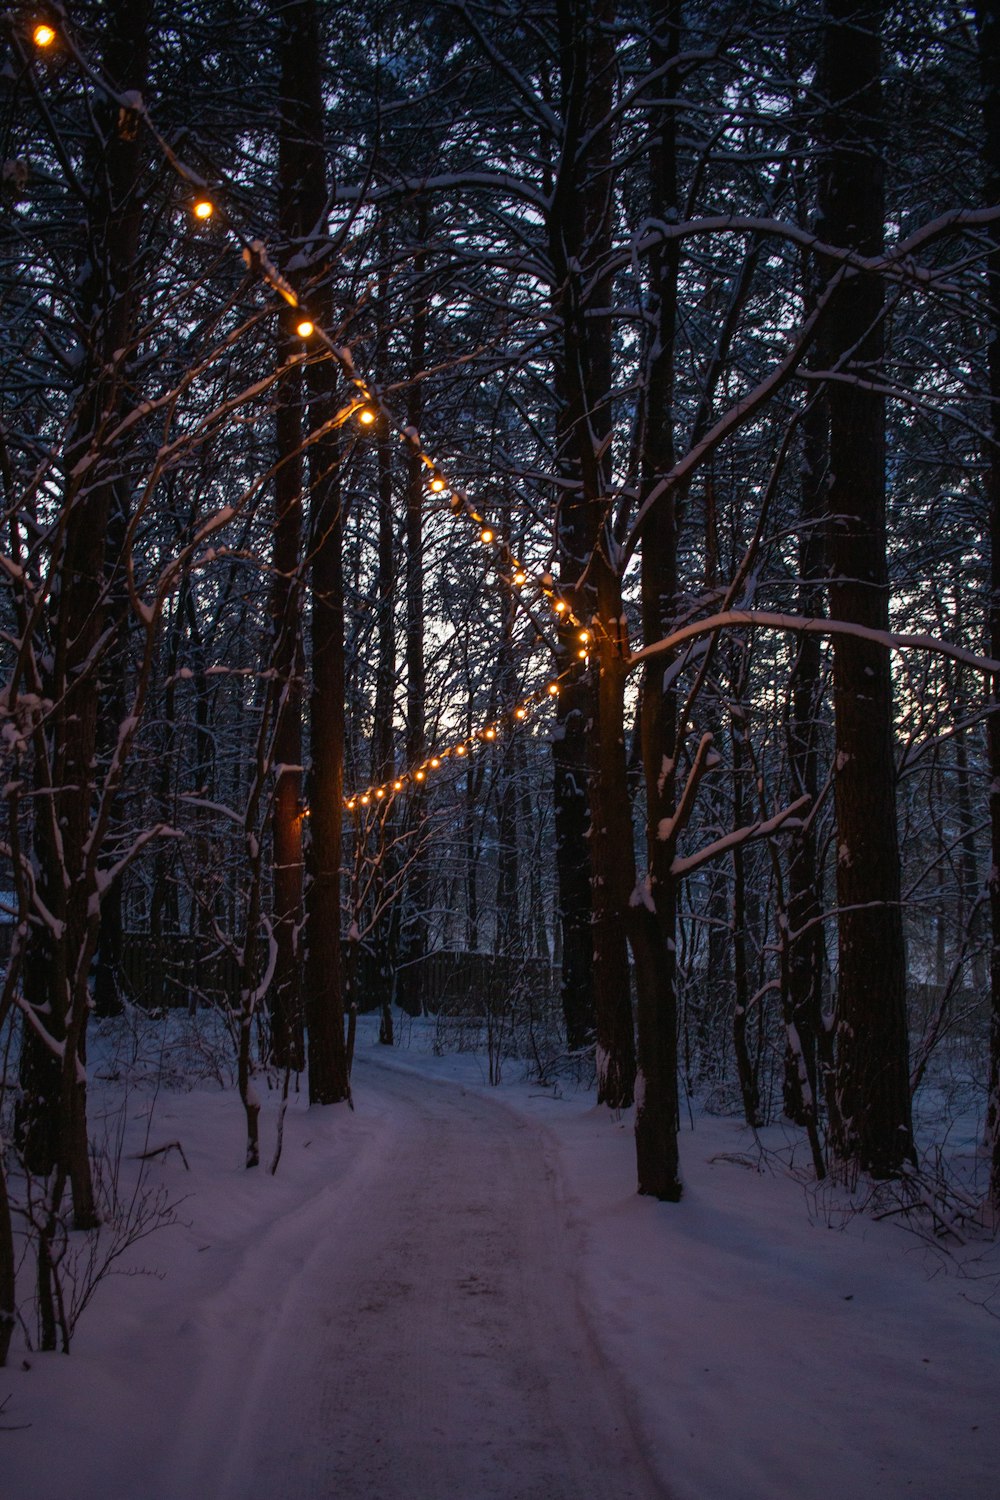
left=2, top=1012, right=999, bottom=1500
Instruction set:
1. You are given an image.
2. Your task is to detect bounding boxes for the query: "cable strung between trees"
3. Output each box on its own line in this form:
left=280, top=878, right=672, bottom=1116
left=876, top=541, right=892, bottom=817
left=21, top=11, right=594, bottom=811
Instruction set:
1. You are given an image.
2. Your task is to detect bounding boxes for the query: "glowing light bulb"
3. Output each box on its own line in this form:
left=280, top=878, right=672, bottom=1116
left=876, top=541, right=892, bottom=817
left=513, top=570, right=527, bottom=586
left=193, top=199, right=214, bottom=220
left=554, top=600, right=568, bottom=615
left=577, top=648, right=588, bottom=659
left=456, top=744, right=467, bottom=756
left=347, top=798, right=356, bottom=810
left=358, top=407, right=376, bottom=426
left=296, top=319, right=314, bottom=338
left=375, top=787, right=386, bottom=799
left=393, top=779, right=403, bottom=791
left=33, top=23, right=56, bottom=47
left=547, top=683, right=559, bottom=696
left=579, top=629, right=590, bottom=643
left=429, top=475, right=445, bottom=493
left=360, top=794, right=370, bottom=805
left=484, top=727, right=497, bottom=741
left=515, top=707, right=527, bottom=720
left=415, top=769, right=426, bottom=782
left=430, top=757, right=441, bottom=769
left=481, top=528, right=494, bottom=545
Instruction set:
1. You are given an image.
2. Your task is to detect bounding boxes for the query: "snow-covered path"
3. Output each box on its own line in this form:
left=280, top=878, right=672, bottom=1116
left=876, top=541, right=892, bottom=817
left=164, top=1057, right=667, bottom=1500
left=6, top=1026, right=1000, bottom=1500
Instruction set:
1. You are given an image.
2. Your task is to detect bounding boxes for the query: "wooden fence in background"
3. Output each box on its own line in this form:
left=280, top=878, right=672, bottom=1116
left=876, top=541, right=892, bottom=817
left=115, top=935, right=556, bottom=1014
left=0, top=924, right=976, bottom=1030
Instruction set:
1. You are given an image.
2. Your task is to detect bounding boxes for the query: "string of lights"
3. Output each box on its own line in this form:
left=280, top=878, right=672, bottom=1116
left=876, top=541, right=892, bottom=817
left=25, top=15, right=594, bottom=814
left=338, top=669, right=574, bottom=817
left=207, top=221, right=588, bottom=640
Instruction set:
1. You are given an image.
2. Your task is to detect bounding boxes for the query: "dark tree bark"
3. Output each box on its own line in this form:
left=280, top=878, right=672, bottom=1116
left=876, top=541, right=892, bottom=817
left=549, top=0, right=635, bottom=1104
left=276, top=0, right=350, bottom=1105
left=305, top=402, right=350, bottom=1105
left=17, top=0, right=150, bottom=1228
left=633, top=0, right=683, bottom=1199
left=547, top=0, right=596, bottom=1056
left=495, top=556, right=521, bottom=959
left=270, top=323, right=305, bottom=1069
left=976, top=0, right=1000, bottom=1211
left=372, top=242, right=398, bottom=1044
left=372, top=249, right=397, bottom=794
left=91, top=455, right=134, bottom=1022
left=551, top=673, right=595, bottom=1049
left=784, top=387, right=828, bottom=1127
left=465, top=690, right=486, bottom=953
left=730, top=683, right=762, bottom=1128
left=589, top=598, right=640, bottom=1108
left=0, top=1146, right=13, bottom=1367
left=819, top=0, right=913, bottom=1177
left=184, top=573, right=218, bottom=1012
left=268, top=0, right=312, bottom=1071
left=396, top=234, right=430, bottom=1019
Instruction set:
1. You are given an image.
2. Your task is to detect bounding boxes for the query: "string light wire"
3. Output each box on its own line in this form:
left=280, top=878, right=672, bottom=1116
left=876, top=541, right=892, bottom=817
left=27, top=17, right=596, bottom=816
left=26, top=16, right=592, bottom=631
left=339, top=668, right=575, bottom=815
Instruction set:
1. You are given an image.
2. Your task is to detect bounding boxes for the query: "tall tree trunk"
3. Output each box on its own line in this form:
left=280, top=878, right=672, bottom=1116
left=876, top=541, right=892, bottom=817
left=820, top=0, right=913, bottom=1177
left=0, top=1145, right=13, bottom=1367
left=633, top=0, right=683, bottom=1199
left=551, top=668, right=595, bottom=1049
left=17, top=0, right=150, bottom=1228
left=589, top=592, right=640, bottom=1108
left=270, top=328, right=305, bottom=1069
left=186, top=576, right=217, bottom=1011
left=466, top=726, right=482, bottom=953
left=396, top=235, right=429, bottom=1018
left=548, top=0, right=595, bottom=1056
left=784, top=386, right=828, bottom=1126
left=730, top=687, right=762, bottom=1127
left=495, top=569, right=521, bottom=959
left=277, top=0, right=350, bottom=1104
left=305, top=406, right=350, bottom=1104
left=549, top=0, right=634, bottom=1104
left=952, top=657, right=983, bottom=985
left=976, top=0, right=1000, bottom=1211
left=268, top=0, right=312, bottom=1070
left=373, top=242, right=397, bottom=1043
left=92, top=466, right=133, bottom=1020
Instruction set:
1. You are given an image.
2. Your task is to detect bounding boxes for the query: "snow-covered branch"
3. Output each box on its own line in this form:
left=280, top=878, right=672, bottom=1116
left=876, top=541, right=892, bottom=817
left=629, top=611, right=1000, bottom=678
left=671, top=795, right=810, bottom=879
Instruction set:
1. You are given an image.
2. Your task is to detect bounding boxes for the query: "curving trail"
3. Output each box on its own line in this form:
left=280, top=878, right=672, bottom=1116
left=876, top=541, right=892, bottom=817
left=165, top=1057, right=668, bottom=1500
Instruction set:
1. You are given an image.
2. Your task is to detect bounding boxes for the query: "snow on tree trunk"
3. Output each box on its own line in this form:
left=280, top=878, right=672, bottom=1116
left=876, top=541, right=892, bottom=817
left=16, top=0, right=151, bottom=1229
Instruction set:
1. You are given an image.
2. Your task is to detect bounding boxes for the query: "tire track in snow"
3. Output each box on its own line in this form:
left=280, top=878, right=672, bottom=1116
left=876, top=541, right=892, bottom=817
left=172, top=1058, right=669, bottom=1500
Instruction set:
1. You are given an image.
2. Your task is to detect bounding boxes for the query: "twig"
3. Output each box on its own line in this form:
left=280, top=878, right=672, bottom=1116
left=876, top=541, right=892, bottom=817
left=132, top=1141, right=190, bottom=1171
left=0, top=1393, right=30, bottom=1431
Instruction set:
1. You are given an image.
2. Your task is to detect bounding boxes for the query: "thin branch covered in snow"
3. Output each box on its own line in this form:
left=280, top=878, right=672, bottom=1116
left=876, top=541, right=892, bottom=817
left=671, top=795, right=810, bottom=879
left=630, top=610, right=1000, bottom=678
